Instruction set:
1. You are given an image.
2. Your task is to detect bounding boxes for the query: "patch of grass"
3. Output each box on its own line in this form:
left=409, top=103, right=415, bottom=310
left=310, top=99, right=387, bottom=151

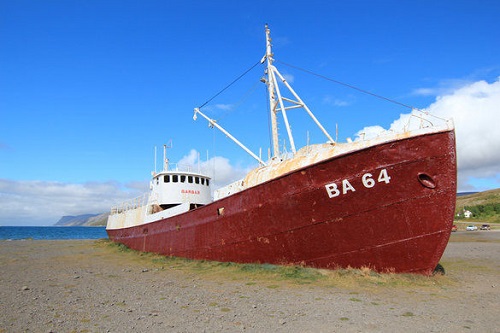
left=340, top=317, right=349, bottom=321
left=349, top=297, right=362, bottom=302
left=98, top=239, right=454, bottom=291
left=401, top=311, right=414, bottom=317
left=281, top=265, right=323, bottom=281
left=115, top=301, right=126, bottom=307
left=108, top=241, right=133, bottom=253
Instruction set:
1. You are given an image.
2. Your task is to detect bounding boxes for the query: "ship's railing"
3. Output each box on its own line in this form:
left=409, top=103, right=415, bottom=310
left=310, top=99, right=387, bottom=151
left=110, top=193, right=148, bottom=215
left=355, top=110, right=452, bottom=141
left=160, top=163, right=211, bottom=176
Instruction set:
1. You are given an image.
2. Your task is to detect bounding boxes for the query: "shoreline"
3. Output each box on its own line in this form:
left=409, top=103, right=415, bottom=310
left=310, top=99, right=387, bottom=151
left=1, top=232, right=499, bottom=332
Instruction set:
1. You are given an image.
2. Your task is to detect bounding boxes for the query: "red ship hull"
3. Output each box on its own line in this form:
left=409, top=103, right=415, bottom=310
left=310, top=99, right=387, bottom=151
left=107, top=130, right=456, bottom=275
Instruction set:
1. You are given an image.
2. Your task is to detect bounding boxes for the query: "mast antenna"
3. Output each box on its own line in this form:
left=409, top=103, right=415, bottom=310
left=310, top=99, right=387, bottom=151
left=154, top=146, right=157, bottom=174
left=163, top=140, right=172, bottom=171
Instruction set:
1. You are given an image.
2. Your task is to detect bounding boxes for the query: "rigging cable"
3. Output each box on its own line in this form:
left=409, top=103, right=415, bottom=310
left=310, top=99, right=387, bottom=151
left=198, top=60, right=262, bottom=109
left=217, top=80, right=262, bottom=121
left=277, top=60, right=417, bottom=111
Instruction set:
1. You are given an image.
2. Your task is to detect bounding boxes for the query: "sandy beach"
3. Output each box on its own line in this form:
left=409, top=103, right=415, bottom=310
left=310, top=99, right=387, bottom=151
left=1, top=231, right=499, bottom=333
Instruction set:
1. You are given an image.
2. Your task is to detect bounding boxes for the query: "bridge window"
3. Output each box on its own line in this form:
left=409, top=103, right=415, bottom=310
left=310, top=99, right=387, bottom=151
left=180, top=175, right=186, bottom=183
left=201, top=178, right=205, bottom=185
left=195, top=177, right=200, bottom=184
left=206, top=179, right=210, bottom=186
left=164, top=175, right=170, bottom=183
left=188, top=176, right=193, bottom=183
left=172, top=175, right=178, bottom=183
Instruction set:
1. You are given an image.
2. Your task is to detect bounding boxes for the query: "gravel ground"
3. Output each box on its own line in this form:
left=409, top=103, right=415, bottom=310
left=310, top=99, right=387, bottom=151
left=1, top=231, right=499, bottom=333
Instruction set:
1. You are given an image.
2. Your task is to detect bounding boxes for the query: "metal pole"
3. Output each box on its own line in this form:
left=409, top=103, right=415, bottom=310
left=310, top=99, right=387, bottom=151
left=193, top=108, right=267, bottom=166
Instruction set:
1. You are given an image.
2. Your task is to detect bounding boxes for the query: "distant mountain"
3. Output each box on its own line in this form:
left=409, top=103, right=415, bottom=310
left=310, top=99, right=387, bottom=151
left=55, top=212, right=109, bottom=226
left=457, top=192, right=478, bottom=197
left=455, top=188, right=500, bottom=223
left=456, top=188, right=500, bottom=206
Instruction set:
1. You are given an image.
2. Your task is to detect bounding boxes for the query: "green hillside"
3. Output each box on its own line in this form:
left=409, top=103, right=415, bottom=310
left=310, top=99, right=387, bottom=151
left=455, top=188, right=500, bottom=223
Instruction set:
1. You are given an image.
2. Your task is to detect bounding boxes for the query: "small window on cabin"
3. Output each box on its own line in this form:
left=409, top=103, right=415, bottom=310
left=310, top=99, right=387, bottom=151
left=180, top=175, right=186, bottom=183
left=156, top=177, right=159, bottom=185
left=164, top=175, right=170, bottom=183
left=188, top=176, right=193, bottom=183
left=206, top=179, right=210, bottom=186
left=172, top=175, right=178, bottom=182
left=195, top=177, right=200, bottom=184
left=201, top=178, right=205, bottom=185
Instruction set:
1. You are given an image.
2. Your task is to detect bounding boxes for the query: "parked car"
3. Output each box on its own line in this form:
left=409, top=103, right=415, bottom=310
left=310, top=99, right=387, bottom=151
left=480, top=224, right=491, bottom=230
left=466, top=225, right=478, bottom=231
left=451, top=225, right=458, bottom=232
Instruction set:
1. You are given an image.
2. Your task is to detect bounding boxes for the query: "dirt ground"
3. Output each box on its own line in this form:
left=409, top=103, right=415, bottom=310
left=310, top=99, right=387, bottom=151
left=1, top=231, right=499, bottom=333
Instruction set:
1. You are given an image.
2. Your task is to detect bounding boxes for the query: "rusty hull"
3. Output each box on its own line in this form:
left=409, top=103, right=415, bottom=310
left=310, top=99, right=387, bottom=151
left=107, top=129, right=457, bottom=275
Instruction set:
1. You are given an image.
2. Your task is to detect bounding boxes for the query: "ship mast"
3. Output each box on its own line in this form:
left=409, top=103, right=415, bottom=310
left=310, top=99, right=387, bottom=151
left=262, top=24, right=335, bottom=158
left=194, top=25, right=335, bottom=165
left=263, top=25, right=281, bottom=158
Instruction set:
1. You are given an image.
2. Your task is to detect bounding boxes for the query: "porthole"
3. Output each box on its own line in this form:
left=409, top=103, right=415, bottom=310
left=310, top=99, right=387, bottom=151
left=417, top=173, right=436, bottom=189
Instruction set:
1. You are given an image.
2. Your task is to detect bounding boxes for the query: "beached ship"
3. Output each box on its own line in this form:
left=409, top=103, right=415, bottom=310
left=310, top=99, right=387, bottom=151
left=107, top=25, right=457, bottom=275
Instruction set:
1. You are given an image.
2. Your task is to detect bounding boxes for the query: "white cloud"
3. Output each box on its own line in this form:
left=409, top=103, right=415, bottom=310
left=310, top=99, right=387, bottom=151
left=322, top=94, right=350, bottom=107
left=199, top=104, right=234, bottom=116
left=353, top=125, right=386, bottom=141
left=425, top=78, right=500, bottom=191
left=355, top=77, right=500, bottom=192
left=0, top=179, right=145, bottom=226
left=411, top=78, right=472, bottom=97
left=177, top=149, right=249, bottom=189
left=282, top=73, right=294, bottom=83
left=0, top=149, right=250, bottom=226
left=214, top=103, right=234, bottom=111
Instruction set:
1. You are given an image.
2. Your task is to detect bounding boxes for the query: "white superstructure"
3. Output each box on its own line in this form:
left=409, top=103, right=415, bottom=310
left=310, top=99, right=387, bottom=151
left=106, top=158, right=211, bottom=230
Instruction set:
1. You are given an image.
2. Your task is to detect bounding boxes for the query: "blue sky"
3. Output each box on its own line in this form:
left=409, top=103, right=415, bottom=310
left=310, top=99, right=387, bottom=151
left=1, top=0, right=500, bottom=225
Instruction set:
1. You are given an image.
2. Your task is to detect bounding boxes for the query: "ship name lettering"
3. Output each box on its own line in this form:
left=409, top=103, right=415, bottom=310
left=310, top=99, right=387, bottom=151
left=181, top=189, right=201, bottom=194
left=325, top=169, right=391, bottom=199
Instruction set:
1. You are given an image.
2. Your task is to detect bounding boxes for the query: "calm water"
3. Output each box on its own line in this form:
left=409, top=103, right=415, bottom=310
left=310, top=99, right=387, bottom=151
left=0, top=226, right=108, bottom=240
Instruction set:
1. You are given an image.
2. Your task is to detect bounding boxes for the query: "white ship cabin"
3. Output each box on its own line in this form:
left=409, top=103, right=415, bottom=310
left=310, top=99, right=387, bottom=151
left=107, top=165, right=212, bottom=230
left=149, top=169, right=212, bottom=213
